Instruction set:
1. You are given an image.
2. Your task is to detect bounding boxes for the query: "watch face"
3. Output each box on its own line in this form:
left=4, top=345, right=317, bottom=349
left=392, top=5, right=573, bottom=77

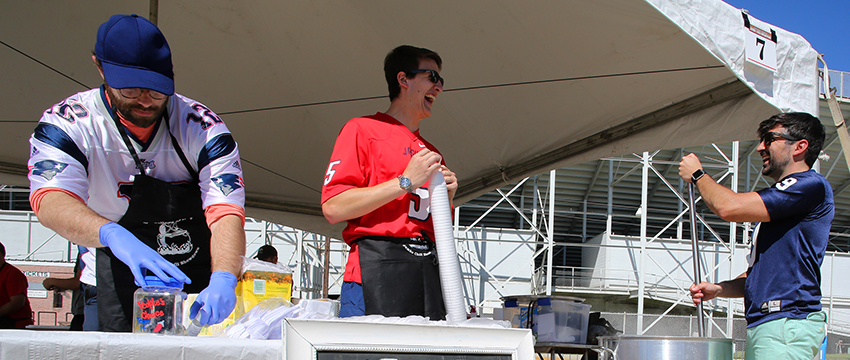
left=692, top=169, right=705, bottom=182
left=399, top=176, right=412, bottom=190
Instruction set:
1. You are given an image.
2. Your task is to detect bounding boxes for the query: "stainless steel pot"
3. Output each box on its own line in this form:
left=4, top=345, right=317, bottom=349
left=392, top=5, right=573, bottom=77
left=598, top=335, right=734, bottom=360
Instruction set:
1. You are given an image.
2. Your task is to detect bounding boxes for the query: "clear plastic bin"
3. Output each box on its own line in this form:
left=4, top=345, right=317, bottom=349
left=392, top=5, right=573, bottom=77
left=501, top=295, right=590, bottom=344
left=538, top=298, right=591, bottom=343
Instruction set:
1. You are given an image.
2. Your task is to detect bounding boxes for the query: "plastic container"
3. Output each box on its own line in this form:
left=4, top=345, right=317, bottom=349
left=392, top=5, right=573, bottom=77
left=501, top=295, right=590, bottom=344
left=542, top=298, right=591, bottom=344
left=501, top=299, right=527, bottom=329
left=132, top=276, right=186, bottom=335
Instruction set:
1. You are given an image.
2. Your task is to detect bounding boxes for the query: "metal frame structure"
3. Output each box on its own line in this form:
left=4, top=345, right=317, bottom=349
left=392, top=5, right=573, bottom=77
left=4, top=71, right=850, bottom=339
left=456, top=132, right=850, bottom=338
left=457, top=147, right=744, bottom=335
left=4, top=135, right=850, bottom=336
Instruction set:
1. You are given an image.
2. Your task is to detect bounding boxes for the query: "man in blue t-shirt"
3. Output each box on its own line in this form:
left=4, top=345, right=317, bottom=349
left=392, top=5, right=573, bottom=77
left=679, top=112, right=833, bottom=360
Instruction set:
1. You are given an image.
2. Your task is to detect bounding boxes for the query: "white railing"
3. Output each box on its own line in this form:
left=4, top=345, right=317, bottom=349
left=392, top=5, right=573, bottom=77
left=536, top=265, right=735, bottom=307
left=537, top=263, right=850, bottom=334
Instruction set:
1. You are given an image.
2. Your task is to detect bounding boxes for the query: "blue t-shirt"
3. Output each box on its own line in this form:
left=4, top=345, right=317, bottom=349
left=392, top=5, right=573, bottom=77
left=746, top=169, right=834, bottom=327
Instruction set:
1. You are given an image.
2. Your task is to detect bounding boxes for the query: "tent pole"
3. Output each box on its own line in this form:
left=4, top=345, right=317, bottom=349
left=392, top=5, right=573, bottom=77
left=546, top=169, right=555, bottom=296
left=323, top=236, right=330, bottom=298
left=149, top=0, right=158, bottom=25
left=637, top=151, right=649, bottom=334
left=689, top=182, right=706, bottom=337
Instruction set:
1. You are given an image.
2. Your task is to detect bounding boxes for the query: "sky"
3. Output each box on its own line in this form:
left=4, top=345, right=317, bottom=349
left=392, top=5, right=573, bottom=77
left=723, top=0, right=849, bottom=72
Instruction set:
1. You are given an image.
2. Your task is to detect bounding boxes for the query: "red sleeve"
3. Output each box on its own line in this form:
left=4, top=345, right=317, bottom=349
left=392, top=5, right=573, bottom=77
left=204, top=203, right=246, bottom=227
left=321, top=121, right=367, bottom=204
left=29, top=187, right=86, bottom=216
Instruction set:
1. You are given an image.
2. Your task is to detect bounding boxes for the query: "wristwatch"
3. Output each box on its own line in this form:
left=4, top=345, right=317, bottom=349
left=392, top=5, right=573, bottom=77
left=691, top=168, right=706, bottom=183
left=398, top=175, right=414, bottom=193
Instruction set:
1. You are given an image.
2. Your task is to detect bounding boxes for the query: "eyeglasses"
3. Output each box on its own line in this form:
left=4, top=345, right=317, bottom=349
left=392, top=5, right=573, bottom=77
left=406, top=69, right=444, bottom=86
left=760, top=131, right=801, bottom=147
left=117, top=88, right=168, bottom=100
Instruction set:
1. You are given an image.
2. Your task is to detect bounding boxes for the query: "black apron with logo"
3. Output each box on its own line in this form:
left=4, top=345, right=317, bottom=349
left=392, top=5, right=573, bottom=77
left=357, top=235, right=446, bottom=320
left=97, top=114, right=211, bottom=332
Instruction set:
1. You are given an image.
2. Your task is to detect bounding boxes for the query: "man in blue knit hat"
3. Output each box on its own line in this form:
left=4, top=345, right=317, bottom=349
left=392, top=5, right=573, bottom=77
left=28, top=14, right=246, bottom=332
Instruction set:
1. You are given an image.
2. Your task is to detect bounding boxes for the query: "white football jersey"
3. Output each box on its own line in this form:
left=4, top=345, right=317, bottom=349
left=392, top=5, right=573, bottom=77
left=28, top=87, right=245, bottom=222
left=78, top=246, right=96, bottom=287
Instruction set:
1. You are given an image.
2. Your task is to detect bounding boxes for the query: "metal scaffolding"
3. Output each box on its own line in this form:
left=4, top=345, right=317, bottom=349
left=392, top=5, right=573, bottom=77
left=3, top=76, right=850, bottom=338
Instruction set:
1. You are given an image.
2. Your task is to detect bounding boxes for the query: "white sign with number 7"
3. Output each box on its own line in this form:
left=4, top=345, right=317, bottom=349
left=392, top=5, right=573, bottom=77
left=744, top=18, right=777, bottom=72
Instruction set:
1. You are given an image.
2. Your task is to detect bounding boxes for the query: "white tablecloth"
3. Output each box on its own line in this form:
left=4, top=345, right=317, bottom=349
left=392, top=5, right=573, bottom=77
left=0, top=330, right=282, bottom=359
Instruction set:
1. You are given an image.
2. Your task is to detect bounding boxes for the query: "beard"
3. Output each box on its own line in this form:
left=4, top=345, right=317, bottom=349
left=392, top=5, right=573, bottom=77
left=105, top=89, right=166, bottom=128
left=761, top=151, right=789, bottom=178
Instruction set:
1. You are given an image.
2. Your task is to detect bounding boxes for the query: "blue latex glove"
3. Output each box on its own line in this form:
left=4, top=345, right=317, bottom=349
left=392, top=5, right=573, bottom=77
left=189, top=271, right=238, bottom=326
left=99, top=222, right=191, bottom=288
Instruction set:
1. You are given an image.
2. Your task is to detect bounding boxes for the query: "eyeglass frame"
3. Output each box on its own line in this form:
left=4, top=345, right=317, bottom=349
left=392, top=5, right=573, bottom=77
left=760, top=131, right=802, bottom=147
left=117, top=87, right=168, bottom=100
left=405, top=69, right=444, bottom=87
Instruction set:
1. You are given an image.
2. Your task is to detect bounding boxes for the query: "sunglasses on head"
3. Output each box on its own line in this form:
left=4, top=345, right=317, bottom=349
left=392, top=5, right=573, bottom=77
left=761, top=131, right=801, bottom=147
left=406, top=69, right=444, bottom=86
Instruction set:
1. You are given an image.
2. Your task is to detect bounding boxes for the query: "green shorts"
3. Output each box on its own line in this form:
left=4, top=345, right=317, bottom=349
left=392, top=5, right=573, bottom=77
left=745, top=311, right=827, bottom=360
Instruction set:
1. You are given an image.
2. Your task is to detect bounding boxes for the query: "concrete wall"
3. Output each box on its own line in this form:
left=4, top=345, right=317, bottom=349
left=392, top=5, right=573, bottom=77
left=583, top=232, right=747, bottom=294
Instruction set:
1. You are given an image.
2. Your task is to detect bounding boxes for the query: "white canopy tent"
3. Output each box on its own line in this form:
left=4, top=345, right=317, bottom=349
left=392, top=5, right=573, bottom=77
left=0, top=0, right=818, bottom=238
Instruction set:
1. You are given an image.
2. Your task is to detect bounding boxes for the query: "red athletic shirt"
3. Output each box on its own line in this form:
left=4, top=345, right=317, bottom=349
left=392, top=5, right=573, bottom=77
left=0, top=262, right=34, bottom=328
left=321, top=112, right=445, bottom=283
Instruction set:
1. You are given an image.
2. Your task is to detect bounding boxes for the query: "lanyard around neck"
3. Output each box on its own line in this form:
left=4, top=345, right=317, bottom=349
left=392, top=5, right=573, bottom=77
left=110, top=107, right=199, bottom=181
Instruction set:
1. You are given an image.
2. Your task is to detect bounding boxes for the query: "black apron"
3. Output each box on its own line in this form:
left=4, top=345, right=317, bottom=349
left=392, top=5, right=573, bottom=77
left=357, top=235, right=446, bottom=320
left=97, top=113, right=211, bottom=332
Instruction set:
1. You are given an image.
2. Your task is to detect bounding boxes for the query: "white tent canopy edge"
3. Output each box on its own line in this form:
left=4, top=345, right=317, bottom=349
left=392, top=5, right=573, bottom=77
left=0, top=0, right=818, bottom=238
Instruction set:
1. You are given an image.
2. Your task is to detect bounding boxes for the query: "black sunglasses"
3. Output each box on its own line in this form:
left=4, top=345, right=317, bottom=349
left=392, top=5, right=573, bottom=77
left=761, top=131, right=801, bottom=147
left=406, top=69, right=444, bottom=86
